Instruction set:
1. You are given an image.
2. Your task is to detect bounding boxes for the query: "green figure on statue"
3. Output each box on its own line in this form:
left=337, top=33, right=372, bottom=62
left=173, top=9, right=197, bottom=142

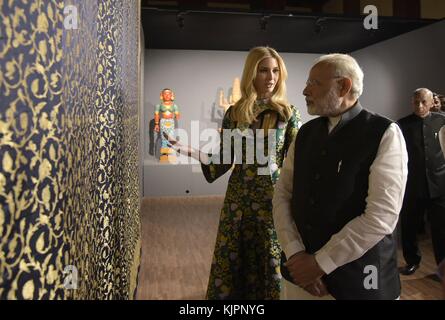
left=154, top=88, right=180, bottom=163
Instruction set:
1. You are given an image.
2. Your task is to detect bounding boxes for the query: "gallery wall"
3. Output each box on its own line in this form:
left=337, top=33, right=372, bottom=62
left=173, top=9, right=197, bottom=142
left=143, top=19, right=445, bottom=197
left=352, top=19, right=445, bottom=120
left=143, top=49, right=319, bottom=196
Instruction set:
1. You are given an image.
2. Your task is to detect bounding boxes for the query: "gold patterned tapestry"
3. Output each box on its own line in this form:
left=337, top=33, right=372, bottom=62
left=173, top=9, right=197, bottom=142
left=0, top=0, right=141, bottom=299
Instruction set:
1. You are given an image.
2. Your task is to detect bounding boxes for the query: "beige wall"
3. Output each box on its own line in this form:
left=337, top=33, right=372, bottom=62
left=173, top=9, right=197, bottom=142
left=422, top=0, right=445, bottom=19
left=323, top=0, right=393, bottom=16
left=361, top=0, right=393, bottom=16
left=309, top=0, right=445, bottom=19
left=323, top=0, right=343, bottom=15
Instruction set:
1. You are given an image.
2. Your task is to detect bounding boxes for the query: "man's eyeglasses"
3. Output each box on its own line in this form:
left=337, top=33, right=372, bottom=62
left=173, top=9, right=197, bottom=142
left=305, top=76, right=343, bottom=87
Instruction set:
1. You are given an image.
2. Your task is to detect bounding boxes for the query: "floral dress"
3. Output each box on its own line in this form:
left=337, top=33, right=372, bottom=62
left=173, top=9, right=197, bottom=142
left=201, top=102, right=300, bottom=299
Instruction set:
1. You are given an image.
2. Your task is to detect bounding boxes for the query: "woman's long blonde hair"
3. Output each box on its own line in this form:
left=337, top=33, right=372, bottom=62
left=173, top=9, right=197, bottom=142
left=231, top=46, right=292, bottom=128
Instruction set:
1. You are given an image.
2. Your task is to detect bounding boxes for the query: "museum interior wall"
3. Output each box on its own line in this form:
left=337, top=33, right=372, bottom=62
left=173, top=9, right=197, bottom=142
left=143, top=19, right=445, bottom=197
left=143, top=50, right=319, bottom=196
left=352, top=19, right=445, bottom=120
left=0, top=0, right=141, bottom=299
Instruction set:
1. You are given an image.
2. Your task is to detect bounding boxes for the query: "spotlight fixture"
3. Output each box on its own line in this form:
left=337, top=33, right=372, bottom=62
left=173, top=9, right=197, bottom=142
left=314, top=17, right=327, bottom=35
left=260, top=15, right=270, bottom=31
left=177, top=12, right=185, bottom=29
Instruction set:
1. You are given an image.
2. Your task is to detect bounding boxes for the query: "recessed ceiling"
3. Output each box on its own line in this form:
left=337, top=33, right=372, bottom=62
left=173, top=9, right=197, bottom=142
left=142, top=8, right=438, bottom=53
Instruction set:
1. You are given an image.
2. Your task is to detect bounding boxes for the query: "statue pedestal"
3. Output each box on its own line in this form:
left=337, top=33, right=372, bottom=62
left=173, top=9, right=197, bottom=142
left=160, top=147, right=174, bottom=155
left=159, top=147, right=177, bottom=163
left=160, top=154, right=177, bottom=164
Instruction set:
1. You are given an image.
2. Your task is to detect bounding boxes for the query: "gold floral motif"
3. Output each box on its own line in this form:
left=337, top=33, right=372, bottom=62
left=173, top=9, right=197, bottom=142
left=1, top=0, right=141, bottom=299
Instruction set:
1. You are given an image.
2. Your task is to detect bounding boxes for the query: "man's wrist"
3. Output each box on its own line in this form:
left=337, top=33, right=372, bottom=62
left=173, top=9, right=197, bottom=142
left=315, top=250, right=336, bottom=275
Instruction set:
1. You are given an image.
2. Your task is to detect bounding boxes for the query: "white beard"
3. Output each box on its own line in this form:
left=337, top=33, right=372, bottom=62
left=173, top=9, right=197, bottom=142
left=308, top=87, right=343, bottom=117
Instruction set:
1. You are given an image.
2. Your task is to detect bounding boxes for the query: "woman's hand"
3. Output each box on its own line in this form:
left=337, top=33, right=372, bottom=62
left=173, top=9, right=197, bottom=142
left=163, top=132, right=190, bottom=156
left=163, top=133, right=210, bottom=163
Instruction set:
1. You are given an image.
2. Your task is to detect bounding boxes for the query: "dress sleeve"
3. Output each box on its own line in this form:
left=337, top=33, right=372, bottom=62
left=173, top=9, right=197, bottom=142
left=201, top=107, right=235, bottom=183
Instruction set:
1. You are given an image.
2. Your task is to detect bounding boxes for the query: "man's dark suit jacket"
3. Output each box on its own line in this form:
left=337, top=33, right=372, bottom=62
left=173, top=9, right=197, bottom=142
left=397, top=112, right=445, bottom=198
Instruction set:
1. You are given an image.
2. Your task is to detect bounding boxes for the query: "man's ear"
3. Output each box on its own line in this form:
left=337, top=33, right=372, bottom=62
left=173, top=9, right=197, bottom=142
left=338, top=77, right=353, bottom=97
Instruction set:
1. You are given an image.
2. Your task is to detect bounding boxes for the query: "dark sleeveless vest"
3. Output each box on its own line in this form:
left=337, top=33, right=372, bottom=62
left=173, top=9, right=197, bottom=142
left=282, top=106, right=400, bottom=299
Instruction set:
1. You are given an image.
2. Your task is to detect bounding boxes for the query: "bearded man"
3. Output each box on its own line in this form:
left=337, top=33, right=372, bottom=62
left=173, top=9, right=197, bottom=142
left=273, top=54, right=408, bottom=300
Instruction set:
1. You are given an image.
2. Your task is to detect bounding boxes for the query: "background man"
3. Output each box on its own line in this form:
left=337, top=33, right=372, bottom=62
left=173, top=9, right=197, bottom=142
left=398, top=88, right=445, bottom=276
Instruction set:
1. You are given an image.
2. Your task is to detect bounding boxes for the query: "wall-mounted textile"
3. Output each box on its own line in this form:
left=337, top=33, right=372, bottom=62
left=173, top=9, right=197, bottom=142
left=0, top=0, right=141, bottom=299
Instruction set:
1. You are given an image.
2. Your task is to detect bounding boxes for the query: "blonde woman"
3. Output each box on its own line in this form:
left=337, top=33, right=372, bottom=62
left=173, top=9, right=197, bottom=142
left=167, top=47, right=301, bottom=299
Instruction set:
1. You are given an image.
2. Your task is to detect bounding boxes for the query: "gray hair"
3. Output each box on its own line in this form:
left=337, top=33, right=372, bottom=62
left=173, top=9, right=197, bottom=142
left=413, top=88, right=433, bottom=98
left=315, top=53, right=364, bottom=99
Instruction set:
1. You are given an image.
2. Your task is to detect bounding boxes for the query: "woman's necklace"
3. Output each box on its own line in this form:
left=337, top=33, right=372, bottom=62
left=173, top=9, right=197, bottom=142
left=255, top=97, right=270, bottom=105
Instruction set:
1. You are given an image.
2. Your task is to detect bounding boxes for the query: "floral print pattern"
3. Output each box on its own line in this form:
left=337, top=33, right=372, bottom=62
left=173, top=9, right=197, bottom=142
left=201, top=104, right=300, bottom=299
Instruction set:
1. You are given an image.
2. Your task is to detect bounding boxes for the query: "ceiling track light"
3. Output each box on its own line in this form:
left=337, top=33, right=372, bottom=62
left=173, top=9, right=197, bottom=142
left=314, top=17, right=327, bottom=35
left=260, top=15, right=270, bottom=31
left=177, top=12, right=185, bottom=29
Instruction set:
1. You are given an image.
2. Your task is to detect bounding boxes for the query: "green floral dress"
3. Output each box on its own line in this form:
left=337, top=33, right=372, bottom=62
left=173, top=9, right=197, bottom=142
left=201, top=102, right=300, bottom=299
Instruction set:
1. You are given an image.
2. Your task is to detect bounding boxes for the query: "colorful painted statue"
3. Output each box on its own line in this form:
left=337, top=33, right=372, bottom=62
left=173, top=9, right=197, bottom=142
left=154, top=88, right=180, bottom=163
